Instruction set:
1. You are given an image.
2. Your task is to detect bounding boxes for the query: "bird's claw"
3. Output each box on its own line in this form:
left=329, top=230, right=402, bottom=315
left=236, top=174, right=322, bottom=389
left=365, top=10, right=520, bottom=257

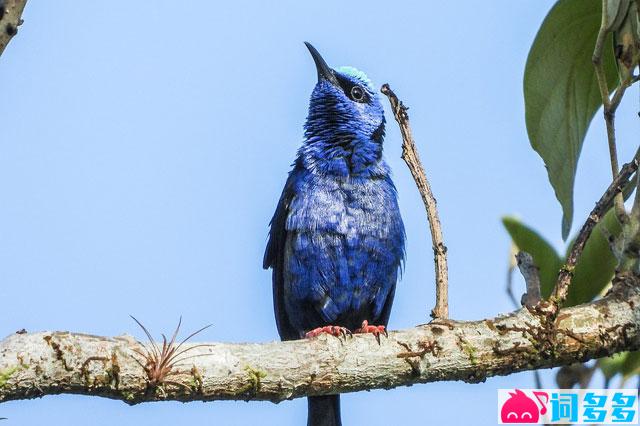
left=354, top=320, right=388, bottom=344
left=305, top=325, right=352, bottom=339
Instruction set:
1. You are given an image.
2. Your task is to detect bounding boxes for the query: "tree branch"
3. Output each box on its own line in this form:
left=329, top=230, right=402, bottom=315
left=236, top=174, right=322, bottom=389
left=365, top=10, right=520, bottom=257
left=592, top=0, right=628, bottom=221
left=1, top=274, right=639, bottom=404
left=0, top=0, right=27, bottom=57
left=381, top=83, right=449, bottom=319
left=553, top=149, right=640, bottom=304
left=592, top=0, right=640, bottom=224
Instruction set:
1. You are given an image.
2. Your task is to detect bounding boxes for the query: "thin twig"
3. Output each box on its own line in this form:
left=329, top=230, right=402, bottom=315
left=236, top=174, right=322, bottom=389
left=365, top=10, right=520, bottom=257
left=552, top=148, right=640, bottom=304
left=381, top=83, right=449, bottom=319
left=505, top=248, right=544, bottom=389
left=622, top=170, right=640, bottom=274
left=633, top=167, right=640, bottom=221
left=604, top=77, right=633, bottom=219
left=516, top=252, right=542, bottom=307
left=592, top=1, right=633, bottom=222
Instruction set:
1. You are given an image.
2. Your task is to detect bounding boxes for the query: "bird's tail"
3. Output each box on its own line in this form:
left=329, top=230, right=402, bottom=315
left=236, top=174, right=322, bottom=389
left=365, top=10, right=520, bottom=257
left=307, top=395, right=342, bottom=426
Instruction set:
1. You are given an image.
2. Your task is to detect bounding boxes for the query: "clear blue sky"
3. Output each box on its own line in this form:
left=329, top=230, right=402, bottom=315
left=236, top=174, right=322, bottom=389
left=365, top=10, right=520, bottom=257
left=1, top=1, right=638, bottom=425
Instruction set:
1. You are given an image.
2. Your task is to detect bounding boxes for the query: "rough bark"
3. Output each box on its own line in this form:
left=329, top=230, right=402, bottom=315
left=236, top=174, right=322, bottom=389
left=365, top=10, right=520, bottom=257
left=1, top=274, right=638, bottom=405
left=0, top=0, right=27, bottom=57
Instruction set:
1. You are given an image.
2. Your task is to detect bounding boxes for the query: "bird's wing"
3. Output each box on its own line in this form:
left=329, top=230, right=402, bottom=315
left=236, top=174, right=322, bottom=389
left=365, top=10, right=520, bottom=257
left=263, top=169, right=300, bottom=340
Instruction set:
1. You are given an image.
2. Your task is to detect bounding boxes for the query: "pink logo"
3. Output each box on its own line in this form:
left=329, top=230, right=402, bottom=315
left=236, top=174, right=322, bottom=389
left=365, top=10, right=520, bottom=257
left=501, top=389, right=548, bottom=423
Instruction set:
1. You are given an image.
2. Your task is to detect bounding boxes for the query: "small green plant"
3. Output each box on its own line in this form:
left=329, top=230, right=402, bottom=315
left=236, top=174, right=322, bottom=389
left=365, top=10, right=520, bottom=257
left=130, top=316, right=212, bottom=390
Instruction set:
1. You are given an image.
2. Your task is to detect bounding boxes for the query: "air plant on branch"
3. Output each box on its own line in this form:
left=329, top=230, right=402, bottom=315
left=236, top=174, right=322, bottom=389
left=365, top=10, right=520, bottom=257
left=130, top=316, right=212, bottom=391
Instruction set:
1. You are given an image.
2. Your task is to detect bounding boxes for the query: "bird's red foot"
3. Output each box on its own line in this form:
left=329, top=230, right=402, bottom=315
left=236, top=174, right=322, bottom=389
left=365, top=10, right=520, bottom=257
left=305, top=325, right=352, bottom=339
left=354, top=320, right=388, bottom=343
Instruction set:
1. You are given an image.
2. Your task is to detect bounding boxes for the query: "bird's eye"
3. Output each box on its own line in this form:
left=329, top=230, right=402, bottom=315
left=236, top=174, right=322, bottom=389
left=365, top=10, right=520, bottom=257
left=350, top=85, right=365, bottom=101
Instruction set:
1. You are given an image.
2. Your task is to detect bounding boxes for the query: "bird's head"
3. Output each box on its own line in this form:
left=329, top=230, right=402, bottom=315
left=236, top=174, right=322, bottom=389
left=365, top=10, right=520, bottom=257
left=303, top=42, right=385, bottom=148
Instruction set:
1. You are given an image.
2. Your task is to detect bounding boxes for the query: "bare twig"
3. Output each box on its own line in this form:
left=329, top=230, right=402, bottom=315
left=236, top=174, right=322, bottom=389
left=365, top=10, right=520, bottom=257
left=381, top=83, right=449, bottom=319
left=0, top=0, right=28, bottom=57
left=516, top=252, right=542, bottom=307
left=552, top=149, right=640, bottom=304
left=592, top=1, right=637, bottom=222
left=621, top=169, right=640, bottom=273
left=633, top=165, right=640, bottom=222
left=505, top=247, right=543, bottom=389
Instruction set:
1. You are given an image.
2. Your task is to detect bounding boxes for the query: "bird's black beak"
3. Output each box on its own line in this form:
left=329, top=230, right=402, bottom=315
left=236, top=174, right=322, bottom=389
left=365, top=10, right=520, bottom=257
left=304, top=42, right=340, bottom=87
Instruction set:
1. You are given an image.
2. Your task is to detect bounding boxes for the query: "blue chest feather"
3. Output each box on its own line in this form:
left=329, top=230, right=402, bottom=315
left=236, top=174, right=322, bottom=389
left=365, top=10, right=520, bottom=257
left=283, top=166, right=404, bottom=331
left=264, top=65, right=405, bottom=339
left=265, top=154, right=405, bottom=337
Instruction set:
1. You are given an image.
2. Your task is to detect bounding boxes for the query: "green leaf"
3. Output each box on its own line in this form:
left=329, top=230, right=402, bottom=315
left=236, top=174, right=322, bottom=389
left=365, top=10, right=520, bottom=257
left=613, top=0, right=640, bottom=80
left=502, top=216, right=564, bottom=298
left=605, top=0, right=632, bottom=32
left=524, top=0, right=618, bottom=240
left=565, top=209, right=622, bottom=306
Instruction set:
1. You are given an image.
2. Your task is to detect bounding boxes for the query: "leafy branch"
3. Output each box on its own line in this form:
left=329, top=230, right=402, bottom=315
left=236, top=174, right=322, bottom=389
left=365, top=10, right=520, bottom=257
left=553, top=149, right=640, bottom=304
left=524, top=0, right=619, bottom=239
left=512, top=0, right=640, bottom=383
left=592, top=0, right=640, bottom=222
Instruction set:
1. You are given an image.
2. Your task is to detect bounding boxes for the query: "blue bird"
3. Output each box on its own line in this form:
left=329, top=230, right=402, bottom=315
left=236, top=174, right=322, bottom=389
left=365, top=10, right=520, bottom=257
left=263, top=43, right=405, bottom=426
